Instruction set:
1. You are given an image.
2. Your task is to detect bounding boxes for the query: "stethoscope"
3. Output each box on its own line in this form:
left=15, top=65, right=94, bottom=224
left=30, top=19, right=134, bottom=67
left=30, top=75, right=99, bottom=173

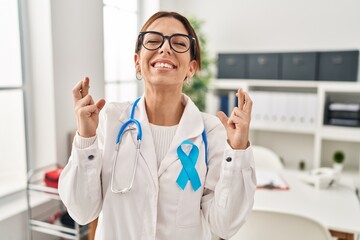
left=110, top=97, right=208, bottom=194
left=111, top=97, right=142, bottom=194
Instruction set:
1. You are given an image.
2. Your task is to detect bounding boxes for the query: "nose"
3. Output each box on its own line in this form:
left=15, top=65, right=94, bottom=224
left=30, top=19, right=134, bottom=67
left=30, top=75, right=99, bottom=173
left=158, top=37, right=172, bottom=55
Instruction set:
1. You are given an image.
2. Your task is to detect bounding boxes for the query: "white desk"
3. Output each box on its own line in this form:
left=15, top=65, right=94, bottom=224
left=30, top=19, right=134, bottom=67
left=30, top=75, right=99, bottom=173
left=254, top=170, right=360, bottom=239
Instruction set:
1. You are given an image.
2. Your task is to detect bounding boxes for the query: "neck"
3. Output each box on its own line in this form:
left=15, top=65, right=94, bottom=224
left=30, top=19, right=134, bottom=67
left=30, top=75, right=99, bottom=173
left=144, top=86, right=184, bottom=126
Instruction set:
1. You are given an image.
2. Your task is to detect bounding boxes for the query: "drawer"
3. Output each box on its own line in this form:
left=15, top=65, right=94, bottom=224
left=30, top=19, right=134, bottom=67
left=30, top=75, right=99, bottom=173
left=318, top=50, right=359, bottom=81
left=248, top=53, right=279, bottom=79
left=217, top=53, right=247, bottom=79
left=281, top=52, right=317, bottom=80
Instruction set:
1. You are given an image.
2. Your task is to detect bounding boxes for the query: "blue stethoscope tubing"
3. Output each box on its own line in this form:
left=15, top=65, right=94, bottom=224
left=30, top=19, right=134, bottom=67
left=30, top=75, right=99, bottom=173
left=111, top=98, right=142, bottom=194
left=116, top=97, right=142, bottom=143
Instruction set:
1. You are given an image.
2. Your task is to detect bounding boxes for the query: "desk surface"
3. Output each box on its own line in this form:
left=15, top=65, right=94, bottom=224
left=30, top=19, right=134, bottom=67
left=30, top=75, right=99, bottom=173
left=254, top=170, right=360, bottom=234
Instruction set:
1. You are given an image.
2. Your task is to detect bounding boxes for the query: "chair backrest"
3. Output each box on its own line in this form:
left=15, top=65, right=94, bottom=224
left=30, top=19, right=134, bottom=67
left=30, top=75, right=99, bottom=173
left=229, top=209, right=333, bottom=240
left=252, top=145, right=284, bottom=171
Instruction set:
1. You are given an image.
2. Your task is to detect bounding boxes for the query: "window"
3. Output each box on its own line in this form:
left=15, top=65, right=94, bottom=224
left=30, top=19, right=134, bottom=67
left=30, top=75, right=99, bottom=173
left=0, top=0, right=27, bottom=197
left=103, top=0, right=139, bottom=102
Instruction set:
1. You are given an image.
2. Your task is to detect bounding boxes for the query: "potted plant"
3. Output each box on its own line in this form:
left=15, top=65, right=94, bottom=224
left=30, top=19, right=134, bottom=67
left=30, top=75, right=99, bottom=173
left=182, top=17, right=214, bottom=111
left=333, top=150, right=345, bottom=172
left=298, top=159, right=306, bottom=171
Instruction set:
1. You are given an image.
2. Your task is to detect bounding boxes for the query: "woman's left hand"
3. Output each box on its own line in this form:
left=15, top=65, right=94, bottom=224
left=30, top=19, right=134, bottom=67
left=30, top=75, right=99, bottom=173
left=217, top=88, right=252, bottom=150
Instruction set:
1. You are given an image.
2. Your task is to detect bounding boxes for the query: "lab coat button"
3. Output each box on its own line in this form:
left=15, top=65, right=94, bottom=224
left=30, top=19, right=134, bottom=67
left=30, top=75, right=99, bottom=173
left=226, top=157, right=232, bottom=162
left=88, top=155, right=94, bottom=160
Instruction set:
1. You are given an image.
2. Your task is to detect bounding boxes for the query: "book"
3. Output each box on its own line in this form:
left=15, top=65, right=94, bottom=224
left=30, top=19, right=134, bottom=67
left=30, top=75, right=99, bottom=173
left=256, top=170, right=289, bottom=190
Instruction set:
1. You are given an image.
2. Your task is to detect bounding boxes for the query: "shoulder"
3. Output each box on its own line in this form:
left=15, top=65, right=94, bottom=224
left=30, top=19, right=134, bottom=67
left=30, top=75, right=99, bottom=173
left=201, top=112, right=223, bottom=134
left=104, top=101, right=131, bottom=112
left=101, top=101, right=132, bottom=120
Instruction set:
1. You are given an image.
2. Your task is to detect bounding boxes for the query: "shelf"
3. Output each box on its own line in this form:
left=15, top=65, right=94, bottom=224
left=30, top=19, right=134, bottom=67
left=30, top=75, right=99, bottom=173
left=30, top=206, right=88, bottom=240
left=321, top=126, right=360, bottom=142
left=27, top=164, right=87, bottom=240
left=28, top=180, right=61, bottom=200
left=251, top=123, right=315, bottom=135
left=210, top=78, right=360, bottom=171
left=212, top=79, right=360, bottom=90
left=213, top=79, right=319, bottom=89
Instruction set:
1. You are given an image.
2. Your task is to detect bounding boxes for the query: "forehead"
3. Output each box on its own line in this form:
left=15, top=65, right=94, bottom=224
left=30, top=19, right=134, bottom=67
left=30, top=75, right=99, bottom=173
left=146, top=17, right=189, bottom=35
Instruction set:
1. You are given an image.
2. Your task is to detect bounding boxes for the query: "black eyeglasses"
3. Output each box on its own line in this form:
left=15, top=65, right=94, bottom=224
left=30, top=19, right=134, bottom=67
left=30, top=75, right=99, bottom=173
left=137, top=31, right=196, bottom=58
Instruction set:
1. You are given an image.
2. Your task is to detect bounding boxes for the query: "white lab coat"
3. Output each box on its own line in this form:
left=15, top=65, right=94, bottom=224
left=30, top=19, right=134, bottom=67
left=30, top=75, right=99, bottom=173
left=59, top=94, right=256, bottom=240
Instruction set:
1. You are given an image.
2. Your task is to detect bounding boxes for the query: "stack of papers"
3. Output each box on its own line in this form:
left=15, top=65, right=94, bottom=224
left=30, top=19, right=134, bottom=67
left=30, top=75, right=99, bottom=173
left=256, top=170, right=289, bottom=190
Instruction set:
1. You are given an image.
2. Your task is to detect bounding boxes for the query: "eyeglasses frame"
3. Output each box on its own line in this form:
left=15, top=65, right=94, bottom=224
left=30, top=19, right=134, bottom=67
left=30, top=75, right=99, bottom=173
left=137, top=31, right=196, bottom=60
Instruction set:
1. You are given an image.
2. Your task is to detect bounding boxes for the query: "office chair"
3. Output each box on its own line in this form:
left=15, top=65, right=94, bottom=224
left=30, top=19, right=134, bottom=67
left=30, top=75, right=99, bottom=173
left=252, top=145, right=284, bottom=171
left=228, top=209, right=333, bottom=240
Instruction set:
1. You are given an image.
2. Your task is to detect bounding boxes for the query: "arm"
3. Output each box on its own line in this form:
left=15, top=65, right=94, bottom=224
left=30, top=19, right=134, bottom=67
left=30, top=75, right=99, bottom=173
left=202, top=89, right=256, bottom=239
left=201, top=124, right=256, bottom=239
left=58, top=77, right=106, bottom=225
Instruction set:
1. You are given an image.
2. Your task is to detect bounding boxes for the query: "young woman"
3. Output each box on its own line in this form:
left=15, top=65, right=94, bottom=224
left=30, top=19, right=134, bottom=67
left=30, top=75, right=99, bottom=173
left=59, top=11, right=256, bottom=240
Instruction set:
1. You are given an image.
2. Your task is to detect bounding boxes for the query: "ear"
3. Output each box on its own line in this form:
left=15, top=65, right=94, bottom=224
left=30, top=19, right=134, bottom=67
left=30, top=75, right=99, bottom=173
left=187, top=59, right=197, bottom=78
left=134, top=53, right=140, bottom=72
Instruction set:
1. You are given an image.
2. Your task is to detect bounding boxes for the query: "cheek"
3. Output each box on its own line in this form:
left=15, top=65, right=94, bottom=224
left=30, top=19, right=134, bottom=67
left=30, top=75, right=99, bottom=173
left=138, top=51, right=152, bottom=68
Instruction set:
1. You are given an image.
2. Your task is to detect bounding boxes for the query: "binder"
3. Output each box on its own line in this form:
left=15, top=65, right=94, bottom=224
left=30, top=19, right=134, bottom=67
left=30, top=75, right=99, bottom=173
left=329, top=118, right=360, bottom=127
left=219, top=94, right=229, bottom=116
left=250, top=91, right=263, bottom=124
left=329, top=111, right=360, bottom=119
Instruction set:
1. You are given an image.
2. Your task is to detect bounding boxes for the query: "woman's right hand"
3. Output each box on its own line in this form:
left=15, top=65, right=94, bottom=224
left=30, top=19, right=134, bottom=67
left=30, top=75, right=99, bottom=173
left=73, top=77, right=106, bottom=138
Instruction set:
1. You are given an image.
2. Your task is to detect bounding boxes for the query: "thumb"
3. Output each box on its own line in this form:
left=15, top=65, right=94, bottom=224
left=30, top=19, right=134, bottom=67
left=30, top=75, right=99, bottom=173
left=216, top=111, right=228, bottom=128
left=96, top=98, right=106, bottom=111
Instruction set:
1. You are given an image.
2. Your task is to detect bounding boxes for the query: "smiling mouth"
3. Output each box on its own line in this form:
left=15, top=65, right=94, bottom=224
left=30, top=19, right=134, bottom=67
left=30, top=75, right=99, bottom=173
left=152, top=62, right=176, bottom=69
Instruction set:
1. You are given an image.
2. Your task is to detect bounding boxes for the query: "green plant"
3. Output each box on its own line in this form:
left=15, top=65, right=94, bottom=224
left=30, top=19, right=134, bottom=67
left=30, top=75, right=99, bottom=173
left=183, top=17, right=214, bottom=111
left=333, top=150, right=345, bottom=164
left=299, top=160, right=306, bottom=170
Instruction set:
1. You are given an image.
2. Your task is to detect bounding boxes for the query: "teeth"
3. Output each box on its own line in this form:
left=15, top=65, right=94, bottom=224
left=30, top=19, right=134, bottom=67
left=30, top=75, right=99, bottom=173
left=154, top=62, right=174, bottom=69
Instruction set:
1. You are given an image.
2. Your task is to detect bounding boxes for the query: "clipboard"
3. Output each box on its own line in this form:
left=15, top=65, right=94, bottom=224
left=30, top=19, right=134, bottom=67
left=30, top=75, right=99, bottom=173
left=256, top=170, right=289, bottom=190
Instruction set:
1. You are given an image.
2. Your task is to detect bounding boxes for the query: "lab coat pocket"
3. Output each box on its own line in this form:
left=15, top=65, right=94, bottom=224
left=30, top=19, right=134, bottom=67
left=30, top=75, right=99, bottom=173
left=176, top=166, right=206, bottom=228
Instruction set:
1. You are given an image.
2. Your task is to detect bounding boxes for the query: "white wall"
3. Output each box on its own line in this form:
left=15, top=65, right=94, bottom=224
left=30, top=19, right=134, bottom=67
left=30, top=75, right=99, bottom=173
left=139, top=0, right=160, bottom=28
left=0, top=0, right=105, bottom=239
left=26, top=0, right=105, bottom=169
left=25, top=0, right=57, bottom=170
left=160, top=0, right=360, bottom=55
left=50, top=0, right=105, bottom=166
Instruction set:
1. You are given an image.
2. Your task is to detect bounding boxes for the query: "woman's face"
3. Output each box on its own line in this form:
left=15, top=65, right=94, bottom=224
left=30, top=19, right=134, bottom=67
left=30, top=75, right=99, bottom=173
left=134, top=17, right=197, bottom=88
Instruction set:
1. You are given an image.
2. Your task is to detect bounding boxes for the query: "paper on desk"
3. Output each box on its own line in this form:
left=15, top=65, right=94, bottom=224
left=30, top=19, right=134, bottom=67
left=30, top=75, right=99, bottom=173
left=256, top=170, right=289, bottom=190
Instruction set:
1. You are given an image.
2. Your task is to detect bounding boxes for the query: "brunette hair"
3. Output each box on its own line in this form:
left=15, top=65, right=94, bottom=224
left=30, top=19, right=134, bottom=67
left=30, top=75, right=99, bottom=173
left=135, top=11, right=202, bottom=70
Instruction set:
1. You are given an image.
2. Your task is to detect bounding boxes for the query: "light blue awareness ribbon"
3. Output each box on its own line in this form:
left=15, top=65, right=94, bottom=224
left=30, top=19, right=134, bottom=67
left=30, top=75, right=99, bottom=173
left=176, top=140, right=201, bottom=191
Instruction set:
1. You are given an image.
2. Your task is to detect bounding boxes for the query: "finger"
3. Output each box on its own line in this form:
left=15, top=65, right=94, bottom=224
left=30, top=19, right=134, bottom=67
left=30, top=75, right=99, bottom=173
left=80, top=76, right=90, bottom=98
left=74, top=95, right=93, bottom=111
left=216, top=111, right=229, bottom=128
left=96, top=99, right=106, bottom=111
left=72, top=80, right=84, bottom=102
left=236, top=88, right=246, bottom=110
left=243, top=91, right=253, bottom=115
left=230, top=111, right=250, bottom=124
left=78, top=104, right=100, bottom=118
left=232, top=107, right=241, bottom=118
left=227, top=109, right=239, bottom=129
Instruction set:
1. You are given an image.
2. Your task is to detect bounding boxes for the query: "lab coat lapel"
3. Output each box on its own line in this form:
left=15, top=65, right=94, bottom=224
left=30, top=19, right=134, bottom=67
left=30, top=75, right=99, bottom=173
left=158, top=95, right=204, bottom=176
left=118, top=97, right=159, bottom=190
left=136, top=97, right=159, bottom=189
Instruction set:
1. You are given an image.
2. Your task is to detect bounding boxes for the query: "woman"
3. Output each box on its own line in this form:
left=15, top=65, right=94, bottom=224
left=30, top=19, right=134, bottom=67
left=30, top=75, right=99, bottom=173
left=59, top=11, right=256, bottom=240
